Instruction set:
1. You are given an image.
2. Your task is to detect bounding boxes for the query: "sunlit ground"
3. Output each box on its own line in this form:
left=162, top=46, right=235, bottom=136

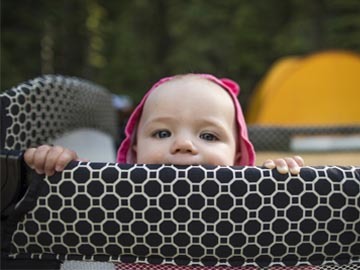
left=256, top=151, right=360, bottom=166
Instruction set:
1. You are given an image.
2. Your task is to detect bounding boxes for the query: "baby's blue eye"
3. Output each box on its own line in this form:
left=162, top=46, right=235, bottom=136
left=200, top=133, right=218, bottom=141
left=154, top=130, right=171, bottom=138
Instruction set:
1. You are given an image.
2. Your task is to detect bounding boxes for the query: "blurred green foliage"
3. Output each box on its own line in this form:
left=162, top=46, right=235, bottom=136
left=1, top=0, right=360, bottom=110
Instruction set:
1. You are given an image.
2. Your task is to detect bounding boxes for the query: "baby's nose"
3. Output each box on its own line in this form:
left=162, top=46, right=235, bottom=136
left=171, top=138, right=198, bottom=154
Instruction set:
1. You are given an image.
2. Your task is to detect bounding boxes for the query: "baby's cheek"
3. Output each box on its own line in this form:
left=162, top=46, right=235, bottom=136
left=203, top=151, right=235, bottom=166
left=200, top=153, right=227, bottom=166
left=141, top=151, right=167, bottom=164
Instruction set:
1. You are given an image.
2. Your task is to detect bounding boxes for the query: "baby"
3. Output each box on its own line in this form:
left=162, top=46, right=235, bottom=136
left=24, top=73, right=304, bottom=175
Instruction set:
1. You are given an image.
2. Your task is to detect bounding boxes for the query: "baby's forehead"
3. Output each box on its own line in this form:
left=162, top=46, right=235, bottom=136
left=149, top=75, right=229, bottom=101
left=163, top=74, right=217, bottom=88
left=141, top=76, right=236, bottom=121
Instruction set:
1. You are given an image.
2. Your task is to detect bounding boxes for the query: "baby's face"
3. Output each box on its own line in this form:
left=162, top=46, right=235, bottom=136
left=133, top=76, right=240, bottom=166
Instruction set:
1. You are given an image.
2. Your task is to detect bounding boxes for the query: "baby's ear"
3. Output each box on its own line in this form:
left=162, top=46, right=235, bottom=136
left=132, top=144, right=138, bottom=159
left=234, top=152, right=242, bottom=165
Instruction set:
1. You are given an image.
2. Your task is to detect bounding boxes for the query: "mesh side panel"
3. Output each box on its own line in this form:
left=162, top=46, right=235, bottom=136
left=248, top=125, right=360, bottom=151
left=113, top=263, right=360, bottom=269
left=9, top=164, right=360, bottom=268
left=0, top=75, right=117, bottom=150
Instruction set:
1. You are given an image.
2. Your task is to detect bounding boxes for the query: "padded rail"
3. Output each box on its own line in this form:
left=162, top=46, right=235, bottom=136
left=0, top=75, right=117, bottom=151
left=3, top=163, right=359, bottom=268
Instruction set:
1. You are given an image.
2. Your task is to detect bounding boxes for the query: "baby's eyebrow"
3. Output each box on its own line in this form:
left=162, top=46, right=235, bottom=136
left=197, top=117, right=229, bottom=129
left=142, top=116, right=231, bottom=132
left=141, top=116, right=175, bottom=130
left=146, top=115, right=176, bottom=122
left=143, top=116, right=175, bottom=126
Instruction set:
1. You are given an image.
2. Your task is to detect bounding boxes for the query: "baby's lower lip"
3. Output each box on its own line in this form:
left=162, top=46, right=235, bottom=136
left=173, top=162, right=199, bottom=166
left=169, top=161, right=197, bottom=166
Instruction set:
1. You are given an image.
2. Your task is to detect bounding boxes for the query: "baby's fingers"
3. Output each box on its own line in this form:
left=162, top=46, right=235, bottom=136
left=44, top=146, right=66, bottom=176
left=24, top=145, right=79, bottom=176
left=263, top=159, right=289, bottom=174
left=283, top=157, right=301, bottom=175
left=273, top=158, right=289, bottom=174
left=293, top=155, right=305, bottom=167
left=263, top=156, right=304, bottom=175
left=32, top=145, right=53, bottom=174
left=24, top=147, right=37, bottom=169
left=263, top=159, right=276, bottom=169
left=55, top=149, right=79, bottom=172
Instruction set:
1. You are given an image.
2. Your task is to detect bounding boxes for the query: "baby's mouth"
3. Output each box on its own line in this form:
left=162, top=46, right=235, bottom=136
left=166, top=156, right=201, bottom=166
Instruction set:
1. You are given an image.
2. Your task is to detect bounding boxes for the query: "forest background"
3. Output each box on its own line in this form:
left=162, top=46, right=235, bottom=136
left=1, top=0, right=360, bottom=113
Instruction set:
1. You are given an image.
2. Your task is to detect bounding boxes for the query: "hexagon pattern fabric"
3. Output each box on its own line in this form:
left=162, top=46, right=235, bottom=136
left=60, top=260, right=359, bottom=269
left=0, top=75, right=117, bottom=150
left=9, top=163, right=360, bottom=268
left=114, top=262, right=358, bottom=269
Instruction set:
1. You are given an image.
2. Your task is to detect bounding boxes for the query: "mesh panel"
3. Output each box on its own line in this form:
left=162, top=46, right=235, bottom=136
left=0, top=75, right=117, bottom=150
left=248, top=125, right=360, bottom=152
left=114, top=263, right=360, bottom=269
left=9, top=164, right=360, bottom=268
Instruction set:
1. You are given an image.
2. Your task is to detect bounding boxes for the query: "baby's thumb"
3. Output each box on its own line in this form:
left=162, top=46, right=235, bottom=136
left=76, top=158, right=90, bottom=162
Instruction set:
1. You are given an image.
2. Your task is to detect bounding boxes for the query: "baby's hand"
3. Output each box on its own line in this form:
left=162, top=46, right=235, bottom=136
left=24, top=145, right=79, bottom=176
left=263, top=156, right=304, bottom=174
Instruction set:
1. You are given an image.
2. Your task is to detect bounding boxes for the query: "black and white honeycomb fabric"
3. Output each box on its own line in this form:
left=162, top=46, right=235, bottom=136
left=63, top=260, right=360, bottom=269
left=5, top=163, right=360, bottom=268
left=248, top=125, right=360, bottom=152
left=0, top=75, right=117, bottom=150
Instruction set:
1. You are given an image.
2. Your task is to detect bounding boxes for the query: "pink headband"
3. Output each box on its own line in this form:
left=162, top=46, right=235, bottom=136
left=116, top=73, right=256, bottom=166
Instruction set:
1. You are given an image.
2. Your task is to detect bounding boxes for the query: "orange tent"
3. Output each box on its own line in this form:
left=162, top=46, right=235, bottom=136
left=246, top=50, right=360, bottom=125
